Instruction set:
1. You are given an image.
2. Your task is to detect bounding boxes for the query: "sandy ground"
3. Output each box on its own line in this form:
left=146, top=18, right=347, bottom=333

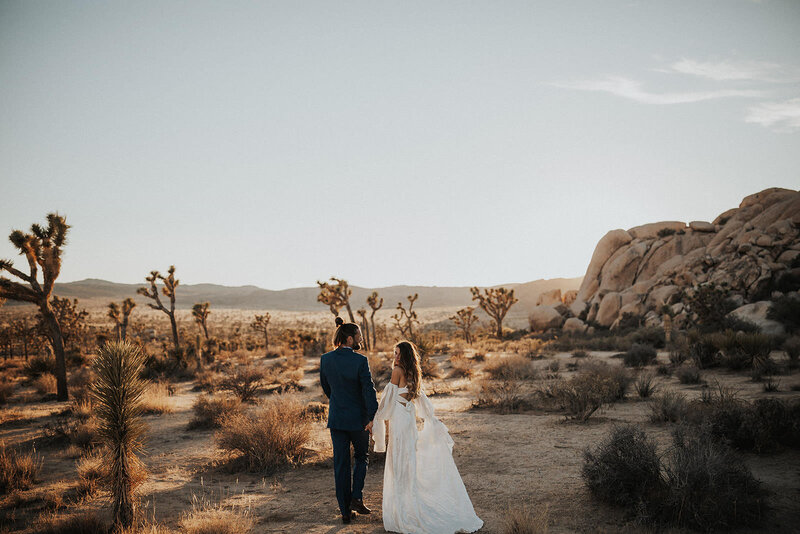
left=2, top=350, right=800, bottom=533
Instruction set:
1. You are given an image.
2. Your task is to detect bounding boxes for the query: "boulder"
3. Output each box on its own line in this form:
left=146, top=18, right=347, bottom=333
left=646, top=285, right=680, bottom=309
left=595, top=292, right=621, bottom=328
left=563, top=317, right=588, bottom=335
left=778, top=249, right=800, bottom=264
left=728, top=301, right=785, bottom=335
left=536, top=289, right=562, bottom=306
left=569, top=298, right=588, bottom=318
left=576, top=229, right=633, bottom=302
left=528, top=305, right=565, bottom=331
left=598, top=241, right=650, bottom=293
left=562, top=289, right=578, bottom=306
left=689, top=221, right=715, bottom=232
left=627, top=221, right=686, bottom=240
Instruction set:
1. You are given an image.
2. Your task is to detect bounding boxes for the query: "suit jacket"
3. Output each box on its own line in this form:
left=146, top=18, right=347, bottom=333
left=320, top=346, right=379, bottom=431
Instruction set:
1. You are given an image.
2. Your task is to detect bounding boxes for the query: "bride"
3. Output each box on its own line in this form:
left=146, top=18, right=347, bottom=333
left=372, top=341, right=483, bottom=534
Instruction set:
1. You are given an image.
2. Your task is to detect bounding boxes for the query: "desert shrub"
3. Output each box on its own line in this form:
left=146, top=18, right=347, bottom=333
left=195, top=370, right=222, bottom=393
left=33, top=511, right=111, bottom=534
left=582, top=425, right=662, bottom=508
left=634, top=372, right=657, bottom=398
left=552, top=373, right=615, bottom=421
left=763, top=376, right=780, bottom=392
left=784, top=335, right=800, bottom=363
left=661, top=429, right=765, bottom=531
left=216, top=395, right=311, bottom=472
left=579, top=361, right=631, bottom=400
left=623, top=344, right=657, bottom=367
left=67, top=366, right=96, bottom=402
left=686, top=283, right=736, bottom=333
left=649, top=391, right=688, bottom=423
left=367, top=353, right=392, bottom=389
left=472, top=352, right=486, bottom=362
left=501, top=502, right=549, bottom=534
left=33, top=373, right=58, bottom=395
left=688, top=335, right=719, bottom=369
left=767, top=295, right=800, bottom=333
left=449, top=359, right=474, bottom=379
left=629, top=326, right=666, bottom=349
left=571, top=350, right=588, bottom=358
left=301, top=401, right=328, bottom=421
left=220, top=368, right=265, bottom=402
left=484, top=355, right=538, bottom=380
left=473, top=380, right=530, bottom=414
left=711, top=330, right=774, bottom=370
left=668, top=335, right=689, bottom=366
left=676, top=365, right=701, bottom=384
left=657, top=227, right=676, bottom=238
left=420, top=354, right=440, bottom=379
left=0, top=442, right=40, bottom=494
left=656, top=364, right=672, bottom=376
left=0, top=380, right=14, bottom=405
left=188, top=395, right=243, bottom=430
left=23, top=354, right=56, bottom=379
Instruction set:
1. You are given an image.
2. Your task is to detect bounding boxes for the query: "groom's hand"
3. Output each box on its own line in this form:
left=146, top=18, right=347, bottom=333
left=365, top=421, right=373, bottom=434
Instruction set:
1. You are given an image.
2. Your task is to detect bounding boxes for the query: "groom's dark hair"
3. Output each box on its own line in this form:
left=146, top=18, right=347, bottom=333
left=332, top=316, right=361, bottom=348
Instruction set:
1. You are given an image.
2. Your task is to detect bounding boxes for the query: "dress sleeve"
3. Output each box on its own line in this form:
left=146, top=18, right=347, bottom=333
left=414, top=390, right=454, bottom=452
left=372, top=383, right=398, bottom=453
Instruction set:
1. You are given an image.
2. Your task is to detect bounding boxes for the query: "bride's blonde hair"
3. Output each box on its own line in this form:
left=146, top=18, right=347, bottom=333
left=394, top=341, right=422, bottom=400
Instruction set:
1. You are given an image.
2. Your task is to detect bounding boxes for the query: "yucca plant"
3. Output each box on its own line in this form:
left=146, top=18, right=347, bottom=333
left=90, top=341, right=148, bottom=529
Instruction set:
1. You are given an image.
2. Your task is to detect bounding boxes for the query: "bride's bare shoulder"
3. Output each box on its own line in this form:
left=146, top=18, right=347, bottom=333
left=390, top=366, right=405, bottom=386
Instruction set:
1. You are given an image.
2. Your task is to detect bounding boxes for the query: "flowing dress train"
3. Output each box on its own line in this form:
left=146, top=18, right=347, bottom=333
left=373, top=383, right=483, bottom=534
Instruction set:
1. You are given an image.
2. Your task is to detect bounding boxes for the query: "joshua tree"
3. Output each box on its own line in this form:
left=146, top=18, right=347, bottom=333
left=137, top=266, right=180, bottom=351
left=367, top=291, right=383, bottom=349
left=108, top=298, right=136, bottom=341
left=12, top=317, right=37, bottom=360
left=357, top=308, right=370, bottom=351
left=38, top=296, right=89, bottom=353
left=317, top=277, right=355, bottom=321
left=392, top=293, right=420, bottom=338
left=0, top=213, right=71, bottom=400
left=250, top=313, right=271, bottom=355
left=450, top=306, right=479, bottom=344
left=91, top=341, right=148, bottom=529
left=192, top=302, right=211, bottom=341
left=470, top=286, right=518, bottom=339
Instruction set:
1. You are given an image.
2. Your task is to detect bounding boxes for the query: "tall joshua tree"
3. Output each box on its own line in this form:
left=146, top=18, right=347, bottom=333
left=39, top=296, right=88, bottom=353
left=91, top=341, right=148, bottom=530
left=191, top=302, right=211, bottom=341
left=357, top=308, right=370, bottom=351
left=317, top=277, right=355, bottom=321
left=0, top=213, right=71, bottom=400
left=470, top=286, right=518, bottom=339
left=392, top=293, right=420, bottom=338
left=250, top=313, right=271, bottom=355
left=367, top=291, right=383, bottom=350
left=108, top=298, right=136, bottom=341
left=137, top=266, right=180, bottom=351
left=450, top=306, right=479, bottom=344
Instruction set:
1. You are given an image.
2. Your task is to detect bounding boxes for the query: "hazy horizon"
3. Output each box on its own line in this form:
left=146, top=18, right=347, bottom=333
left=2, top=1, right=798, bottom=290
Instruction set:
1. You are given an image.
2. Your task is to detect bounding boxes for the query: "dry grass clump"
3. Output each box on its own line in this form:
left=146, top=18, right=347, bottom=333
left=33, top=373, right=58, bottom=395
left=448, top=359, right=475, bottom=379
left=634, top=372, right=657, bottom=398
left=67, top=366, right=96, bottom=402
left=0, top=441, right=40, bottom=494
left=216, top=394, right=311, bottom=472
left=300, top=401, right=328, bottom=421
left=551, top=373, right=616, bottom=422
left=622, top=344, right=657, bottom=367
left=179, top=495, right=253, bottom=534
left=484, top=355, right=538, bottom=380
left=23, top=354, right=56, bottom=379
left=676, top=364, right=701, bottom=384
left=188, top=395, right=243, bottom=430
left=195, top=370, right=222, bottom=393
left=501, top=502, right=549, bottom=534
left=578, top=361, right=631, bottom=400
left=75, top=450, right=107, bottom=498
left=141, top=382, right=175, bottom=415
left=473, top=380, right=531, bottom=414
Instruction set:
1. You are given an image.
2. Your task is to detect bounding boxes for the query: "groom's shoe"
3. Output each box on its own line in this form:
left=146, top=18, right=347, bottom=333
left=341, top=512, right=352, bottom=524
left=351, top=498, right=371, bottom=515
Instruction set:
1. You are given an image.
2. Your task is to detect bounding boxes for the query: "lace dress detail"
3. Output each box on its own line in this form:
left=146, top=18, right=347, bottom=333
left=373, top=383, right=483, bottom=534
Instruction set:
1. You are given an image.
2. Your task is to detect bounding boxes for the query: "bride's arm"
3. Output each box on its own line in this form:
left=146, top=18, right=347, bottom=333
left=372, top=367, right=404, bottom=452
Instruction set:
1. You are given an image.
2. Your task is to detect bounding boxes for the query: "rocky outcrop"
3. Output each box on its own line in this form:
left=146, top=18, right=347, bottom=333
left=536, top=289, right=562, bottom=306
left=728, top=302, right=785, bottom=336
left=529, top=305, right=566, bottom=331
left=568, top=188, right=800, bottom=330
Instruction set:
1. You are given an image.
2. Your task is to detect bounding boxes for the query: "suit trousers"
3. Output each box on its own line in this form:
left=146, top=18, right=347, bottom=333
left=330, top=428, right=370, bottom=516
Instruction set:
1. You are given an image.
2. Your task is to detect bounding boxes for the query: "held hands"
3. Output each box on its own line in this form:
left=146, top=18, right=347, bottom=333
left=364, top=420, right=374, bottom=435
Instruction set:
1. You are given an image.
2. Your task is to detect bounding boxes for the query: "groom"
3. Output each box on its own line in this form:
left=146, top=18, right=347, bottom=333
left=320, top=318, right=379, bottom=524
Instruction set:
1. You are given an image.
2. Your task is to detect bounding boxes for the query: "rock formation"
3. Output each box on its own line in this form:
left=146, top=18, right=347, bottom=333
left=529, top=188, right=800, bottom=332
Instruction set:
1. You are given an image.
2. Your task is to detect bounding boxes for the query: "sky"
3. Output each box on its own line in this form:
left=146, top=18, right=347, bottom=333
left=1, top=0, right=799, bottom=290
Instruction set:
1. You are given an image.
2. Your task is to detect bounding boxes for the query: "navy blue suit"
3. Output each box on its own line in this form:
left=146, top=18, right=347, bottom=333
left=319, top=346, right=379, bottom=517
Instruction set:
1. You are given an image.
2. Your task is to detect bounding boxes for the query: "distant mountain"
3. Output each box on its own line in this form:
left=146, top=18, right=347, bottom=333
left=6, top=276, right=583, bottom=312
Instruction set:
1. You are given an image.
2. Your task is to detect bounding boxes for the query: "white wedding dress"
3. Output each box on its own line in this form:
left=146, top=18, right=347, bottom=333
left=373, top=383, right=483, bottom=534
